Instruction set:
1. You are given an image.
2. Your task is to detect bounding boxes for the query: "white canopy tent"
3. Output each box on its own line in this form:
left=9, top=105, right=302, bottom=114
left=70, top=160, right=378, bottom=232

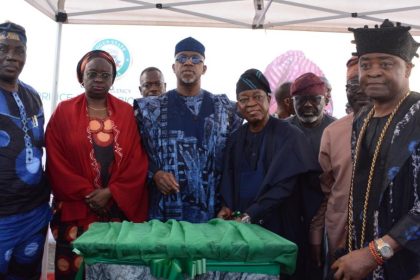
left=24, top=0, right=420, bottom=33
left=22, top=0, right=420, bottom=113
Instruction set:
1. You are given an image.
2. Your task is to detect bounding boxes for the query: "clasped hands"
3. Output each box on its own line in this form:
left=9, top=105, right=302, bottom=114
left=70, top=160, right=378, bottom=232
left=85, top=188, right=112, bottom=215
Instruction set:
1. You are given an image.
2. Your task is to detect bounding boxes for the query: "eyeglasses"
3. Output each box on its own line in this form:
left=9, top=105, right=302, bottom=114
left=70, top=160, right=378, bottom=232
left=85, top=71, right=112, bottom=80
left=292, top=95, right=324, bottom=105
left=175, top=54, right=204, bottom=65
left=141, top=81, right=164, bottom=89
left=238, top=93, right=266, bottom=105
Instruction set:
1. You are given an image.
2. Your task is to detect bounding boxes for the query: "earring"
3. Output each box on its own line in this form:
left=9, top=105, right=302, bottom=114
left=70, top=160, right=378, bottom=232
left=80, top=82, right=84, bottom=88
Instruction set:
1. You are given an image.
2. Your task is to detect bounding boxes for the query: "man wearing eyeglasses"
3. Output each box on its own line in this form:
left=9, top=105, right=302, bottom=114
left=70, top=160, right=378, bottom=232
left=138, top=66, right=166, bottom=97
left=287, top=72, right=336, bottom=280
left=134, top=37, right=241, bottom=223
left=218, top=68, right=319, bottom=279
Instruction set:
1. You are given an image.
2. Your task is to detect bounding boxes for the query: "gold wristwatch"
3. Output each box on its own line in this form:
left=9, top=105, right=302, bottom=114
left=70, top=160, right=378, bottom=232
left=374, top=238, right=394, bottom=260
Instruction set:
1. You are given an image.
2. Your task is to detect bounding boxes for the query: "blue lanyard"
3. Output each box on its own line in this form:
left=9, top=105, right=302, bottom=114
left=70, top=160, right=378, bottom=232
left=12, top=91, right=34, bottom=164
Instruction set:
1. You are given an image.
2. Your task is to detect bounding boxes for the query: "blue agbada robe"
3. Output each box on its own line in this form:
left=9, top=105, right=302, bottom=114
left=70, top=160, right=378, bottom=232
left=134, top=90, right=241, bottom=223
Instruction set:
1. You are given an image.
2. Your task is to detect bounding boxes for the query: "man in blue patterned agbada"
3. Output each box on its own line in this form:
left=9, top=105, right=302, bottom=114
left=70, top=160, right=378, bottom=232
left=134, top=37, right=242, bottom=223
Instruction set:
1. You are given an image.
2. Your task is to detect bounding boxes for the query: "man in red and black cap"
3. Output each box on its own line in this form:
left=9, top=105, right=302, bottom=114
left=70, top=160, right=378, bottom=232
left=332, top=19, right=420, bottom=280
left=287, top=72, right=336, bottom=279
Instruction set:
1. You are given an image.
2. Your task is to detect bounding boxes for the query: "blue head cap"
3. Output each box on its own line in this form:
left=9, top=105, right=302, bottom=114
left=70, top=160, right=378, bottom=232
left=0, top=21, right=27, bottom=46
left=175, top=37, right=205, bottom=58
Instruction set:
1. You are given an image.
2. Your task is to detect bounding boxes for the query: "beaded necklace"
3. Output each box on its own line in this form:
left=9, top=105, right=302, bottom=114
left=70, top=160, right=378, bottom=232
left=347, top=92, right=409, bottom=252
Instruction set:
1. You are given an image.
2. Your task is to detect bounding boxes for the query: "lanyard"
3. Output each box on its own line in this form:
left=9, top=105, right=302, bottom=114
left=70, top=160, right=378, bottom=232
left=12, top=91, right=34, bottom=164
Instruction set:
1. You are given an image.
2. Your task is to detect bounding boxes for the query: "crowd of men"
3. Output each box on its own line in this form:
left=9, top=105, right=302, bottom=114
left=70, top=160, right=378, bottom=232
left=0, top=18, right=419, bottom=280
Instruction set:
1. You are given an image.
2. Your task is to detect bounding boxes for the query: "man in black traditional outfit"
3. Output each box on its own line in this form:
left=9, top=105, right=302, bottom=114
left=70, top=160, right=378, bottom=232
left=287, top=73, right=336, bottom=279
left=218, top=68, right=318, bottom=279
left=332, top=19, right=420, bottom=280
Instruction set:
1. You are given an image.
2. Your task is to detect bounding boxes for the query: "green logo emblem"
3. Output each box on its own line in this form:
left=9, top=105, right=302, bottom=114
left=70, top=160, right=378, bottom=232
left=93, top=39, right=131, bottom=78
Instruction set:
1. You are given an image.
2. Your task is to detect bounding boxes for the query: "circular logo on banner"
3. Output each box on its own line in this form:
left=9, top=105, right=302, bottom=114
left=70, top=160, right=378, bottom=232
left=93, top=39, right=131, bottom=78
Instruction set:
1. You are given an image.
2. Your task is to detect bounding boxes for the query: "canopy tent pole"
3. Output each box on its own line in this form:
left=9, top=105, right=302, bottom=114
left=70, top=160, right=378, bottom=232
left=50, top=21, right=63, bottom=112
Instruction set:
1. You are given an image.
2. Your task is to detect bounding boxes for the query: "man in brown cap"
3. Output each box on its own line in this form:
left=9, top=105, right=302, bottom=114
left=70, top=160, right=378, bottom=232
left=332, top=19, right=420, bottom=280
left=310, top=57, right=370, bottom=271
left=288, top=72, right=336, bottom=279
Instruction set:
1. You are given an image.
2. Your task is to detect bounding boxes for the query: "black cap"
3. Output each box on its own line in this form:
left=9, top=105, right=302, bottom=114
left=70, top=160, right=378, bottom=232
left=236, top=68, right=271, bottom=96
left=349, top=19, right=419, bottom=62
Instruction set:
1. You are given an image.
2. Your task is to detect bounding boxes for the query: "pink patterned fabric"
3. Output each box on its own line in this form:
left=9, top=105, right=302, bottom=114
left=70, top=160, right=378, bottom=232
left=264, top=50, right=326, bottom=114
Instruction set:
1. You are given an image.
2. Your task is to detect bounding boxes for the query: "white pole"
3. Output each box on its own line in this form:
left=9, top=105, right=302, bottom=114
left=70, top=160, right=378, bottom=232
left=50, top=21, right=63, bottom=113
left=42, top=19, right=63, bottom=280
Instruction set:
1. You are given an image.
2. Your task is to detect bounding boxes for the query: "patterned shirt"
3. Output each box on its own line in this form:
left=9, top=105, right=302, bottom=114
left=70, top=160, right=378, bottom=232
left=0, top=81, right=49, bottom=217
left=134, top=89, right=242, bottom=222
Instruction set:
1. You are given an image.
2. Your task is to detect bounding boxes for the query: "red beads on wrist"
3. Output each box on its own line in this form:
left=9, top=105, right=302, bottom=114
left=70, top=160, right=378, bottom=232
left=368, top=241, right=384, bottom=266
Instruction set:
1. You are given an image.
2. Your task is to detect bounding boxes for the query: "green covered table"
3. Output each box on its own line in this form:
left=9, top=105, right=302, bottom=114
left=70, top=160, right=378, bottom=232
left=73, top=219, right=297, bottom=279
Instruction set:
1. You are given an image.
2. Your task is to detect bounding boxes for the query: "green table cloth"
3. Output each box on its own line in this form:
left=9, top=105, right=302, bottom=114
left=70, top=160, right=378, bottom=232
left=73, top=219, right=297, bottom=279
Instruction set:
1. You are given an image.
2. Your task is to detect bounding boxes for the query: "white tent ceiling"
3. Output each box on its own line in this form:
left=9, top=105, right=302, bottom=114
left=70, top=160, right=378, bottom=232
left=25, top=0, right=420, bottom=34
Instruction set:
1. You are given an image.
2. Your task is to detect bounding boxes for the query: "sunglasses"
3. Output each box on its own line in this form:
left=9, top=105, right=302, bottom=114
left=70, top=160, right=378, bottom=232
left=292, top=95, right=324, bottom=105
left=175, top=54, right=204, bottom=65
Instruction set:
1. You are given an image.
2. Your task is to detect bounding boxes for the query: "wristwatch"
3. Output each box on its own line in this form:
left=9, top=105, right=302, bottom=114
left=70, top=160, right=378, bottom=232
left=374, top=238, right=394, bottom=260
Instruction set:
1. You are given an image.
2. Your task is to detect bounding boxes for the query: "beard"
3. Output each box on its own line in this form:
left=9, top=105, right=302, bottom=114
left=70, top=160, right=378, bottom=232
left=181, top=76, right=197, bottom=84
left=298, top=115, right=319, bottom=124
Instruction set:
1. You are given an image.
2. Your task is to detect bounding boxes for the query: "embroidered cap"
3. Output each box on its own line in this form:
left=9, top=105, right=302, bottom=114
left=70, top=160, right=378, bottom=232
left=0, top=21, right=27, bottom=46
left=236, top=68, right=271, bottom=96
left=349, top=19, right=420, bottom=62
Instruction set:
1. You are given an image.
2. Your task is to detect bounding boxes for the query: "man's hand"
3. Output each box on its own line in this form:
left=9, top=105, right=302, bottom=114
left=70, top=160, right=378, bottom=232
left=217, top=206, right=232, bottom=219
left=153, top=170, right=180, bottom=195
left=331, top=247, right=377, bottom=280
